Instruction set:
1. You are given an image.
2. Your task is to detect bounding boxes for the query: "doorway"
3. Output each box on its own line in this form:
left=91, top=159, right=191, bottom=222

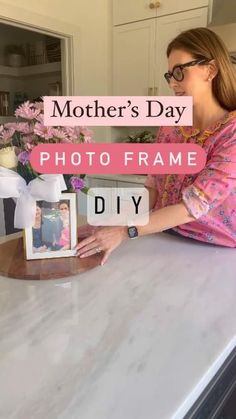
left=0, top=14, right=74, bottom=236
left=0, top=22, right=64, bottom=124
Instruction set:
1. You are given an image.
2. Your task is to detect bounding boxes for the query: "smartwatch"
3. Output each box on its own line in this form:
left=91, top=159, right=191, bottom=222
left=127, top=226, right=138, bottom=239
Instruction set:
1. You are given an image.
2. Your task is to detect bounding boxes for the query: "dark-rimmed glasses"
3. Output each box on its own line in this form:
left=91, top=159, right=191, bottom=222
left=164, top=59, right=209, bottom=84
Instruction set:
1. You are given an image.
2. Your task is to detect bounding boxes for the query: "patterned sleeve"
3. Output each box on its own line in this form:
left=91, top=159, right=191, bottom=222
left=144, top=127, right=162, bottom=190
left=144, top=174, right=156, bottom=189
left=182, top=137, right=236, bottom=219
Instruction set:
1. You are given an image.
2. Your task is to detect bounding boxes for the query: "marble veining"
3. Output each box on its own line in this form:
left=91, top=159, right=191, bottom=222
left=0, top=232, right=236, bottom=418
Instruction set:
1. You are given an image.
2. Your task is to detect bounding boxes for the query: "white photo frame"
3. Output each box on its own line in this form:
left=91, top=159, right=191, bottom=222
left=24, top=193, right=77, bottom=260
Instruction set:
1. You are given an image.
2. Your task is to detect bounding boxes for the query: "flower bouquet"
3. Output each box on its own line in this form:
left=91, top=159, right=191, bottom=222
left=0, top=99, right=94, bottom=192
left=0, top=99, right=94, bottom=229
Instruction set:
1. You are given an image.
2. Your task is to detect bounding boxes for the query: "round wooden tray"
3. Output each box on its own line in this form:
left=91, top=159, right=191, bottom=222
left=0, top=237, right=103, bottom=280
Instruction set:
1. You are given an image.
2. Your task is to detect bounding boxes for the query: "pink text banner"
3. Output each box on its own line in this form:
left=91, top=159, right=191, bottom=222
left=43, top=96, right=193, bottom=126
left=30, top=143, right=206, bottom=175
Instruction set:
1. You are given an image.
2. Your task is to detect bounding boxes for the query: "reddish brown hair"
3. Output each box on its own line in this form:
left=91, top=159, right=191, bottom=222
left=167, top=27, right=236, bottom=111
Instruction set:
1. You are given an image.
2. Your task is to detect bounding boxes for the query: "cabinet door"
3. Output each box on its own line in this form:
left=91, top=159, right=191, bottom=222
left=113, top=0, right=208, bottom=25
left=87, top=177, right=117, bottom=188
left=155, top=0, right=208, bottom=18
left=113, top=19, right=156, bottom=96
left=155, top=7, right=208, bottom=96
left=113, top=0, right=156, bottom=26
left=117, top=181, right=145, bottom=188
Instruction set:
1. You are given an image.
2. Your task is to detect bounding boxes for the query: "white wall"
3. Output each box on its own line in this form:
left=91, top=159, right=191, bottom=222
left=1, top=0, right=112, bottom=94
left=0, top=0, right=113, bottom=142
left=0, top=1, right=113, bottom=236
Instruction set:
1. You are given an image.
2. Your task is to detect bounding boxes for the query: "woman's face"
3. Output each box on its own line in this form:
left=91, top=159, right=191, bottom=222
left=167, top=49, right=211, bottom=106
left=35, top=206, right=41, bottom=220
left=59, top=203, right=69, bottom=218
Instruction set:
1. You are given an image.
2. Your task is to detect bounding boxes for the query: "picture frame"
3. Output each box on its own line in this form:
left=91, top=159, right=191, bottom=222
left=24, top=193, right=77, bottom=260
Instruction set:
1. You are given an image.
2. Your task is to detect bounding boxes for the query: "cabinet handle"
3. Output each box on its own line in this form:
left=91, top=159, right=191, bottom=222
left=154, top=86, right=158, bottom=95
left=149, top=1, right=161, bottom=9
left=148, top=87, right=153, bottom=95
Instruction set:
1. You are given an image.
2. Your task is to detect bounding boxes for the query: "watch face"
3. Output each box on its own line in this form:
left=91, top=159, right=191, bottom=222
left=128, top=226, right=138, bottom=239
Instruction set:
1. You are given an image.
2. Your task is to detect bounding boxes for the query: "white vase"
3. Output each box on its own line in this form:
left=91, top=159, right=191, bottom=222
left=0, top=146, right=18, bottom=169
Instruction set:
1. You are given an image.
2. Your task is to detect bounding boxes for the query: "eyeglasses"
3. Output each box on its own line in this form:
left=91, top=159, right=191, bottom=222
left=164, top=59, right=209, bottom=84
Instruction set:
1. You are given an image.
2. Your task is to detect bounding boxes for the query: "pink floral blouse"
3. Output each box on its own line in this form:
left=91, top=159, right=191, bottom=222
left=144, top=111, right=236, bottom=247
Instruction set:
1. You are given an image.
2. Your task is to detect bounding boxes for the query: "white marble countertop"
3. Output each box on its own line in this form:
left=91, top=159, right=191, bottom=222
left=0, top=232, right=236, bottom=419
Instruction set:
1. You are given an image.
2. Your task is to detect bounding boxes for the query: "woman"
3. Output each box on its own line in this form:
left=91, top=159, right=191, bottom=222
left=32, top=204, right=48, bottom=253
left=55, top=201, right=70, bottom=251
left=76, top=27, right=236, bottom=265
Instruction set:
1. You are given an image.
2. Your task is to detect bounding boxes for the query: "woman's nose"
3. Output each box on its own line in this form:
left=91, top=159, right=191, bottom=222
left=169, top=77, right=179, bottom=90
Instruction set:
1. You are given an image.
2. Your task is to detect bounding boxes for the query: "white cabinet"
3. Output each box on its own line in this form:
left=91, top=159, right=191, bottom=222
left=83, top=176, right=145, bottom=218
left=113, top=20, right=155, bottom=96
left=156, top=7, right=208, bottom=96
left=113, top=7, right=208, bottom=96
left=113, top=0, right=156, bottom=26
left=113, top=0, right=209, bottom=25
left=117, top=181, right=144, bottom=188
left=87, top=178, right=117, bottom=188
left=87, top=175, right=146, bottom=189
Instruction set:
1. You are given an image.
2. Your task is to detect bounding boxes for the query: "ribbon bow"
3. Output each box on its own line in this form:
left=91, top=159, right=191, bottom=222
left=0, top=167, right=67, bottom=228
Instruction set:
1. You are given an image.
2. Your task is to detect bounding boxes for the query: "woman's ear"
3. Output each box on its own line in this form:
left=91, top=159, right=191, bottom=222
left=207, top=59, right=218, bottom=81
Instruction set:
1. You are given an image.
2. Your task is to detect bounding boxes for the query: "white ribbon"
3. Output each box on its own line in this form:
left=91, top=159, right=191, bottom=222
left=0, top=167, right=67, bottom=228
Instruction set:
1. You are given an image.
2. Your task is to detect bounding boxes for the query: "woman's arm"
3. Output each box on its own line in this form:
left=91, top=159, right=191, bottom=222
left=76, top=200, right=195, bottom=264
left=76, top=130, right=236, bottom=264
left=145, top=186, right=158, bottom=210
left=138, top=200, right=195, bottom=236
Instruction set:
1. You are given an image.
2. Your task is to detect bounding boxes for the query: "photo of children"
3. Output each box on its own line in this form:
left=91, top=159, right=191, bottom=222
left=56, top=201, right=70, bottom=250
left=32, top=204, right=48, bottom=253
left=35, top=200, right=71, bottom=252
left=25, top=193, right=77, bottom=260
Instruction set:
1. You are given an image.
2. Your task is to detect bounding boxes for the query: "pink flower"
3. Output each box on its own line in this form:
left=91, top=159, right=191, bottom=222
left=21, top=134, right=37, bottom=144
left=1, top=99, right=95, bottom=189
left=35, top=113, right=44, bottom=123
left=16, top=122, right=34, bottom=134
left=52, top=128, right=68, bottom=141
left=34, top=101, right=44, bottom=111
left=34, top=122, right=54, bottom=140
left=80, top=127, right=93, bottom=137
left=0, top=127, right=15, bottom=145
left=80, top=127, right=94, bottom=143
left=74, top=126, right=81, bottom=137
left=4, top=122, right=18, bottom=130
left=15, top=101, right=41, bottom=120
left=63, top=127, right=78, bottom=141
left=83, top=135, right=94, bottom=143
left=25, top=142, right=35, bottom=151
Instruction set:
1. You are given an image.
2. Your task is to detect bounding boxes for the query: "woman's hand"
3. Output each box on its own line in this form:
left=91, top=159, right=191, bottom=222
left=75, top=225, right=128, bottom=265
